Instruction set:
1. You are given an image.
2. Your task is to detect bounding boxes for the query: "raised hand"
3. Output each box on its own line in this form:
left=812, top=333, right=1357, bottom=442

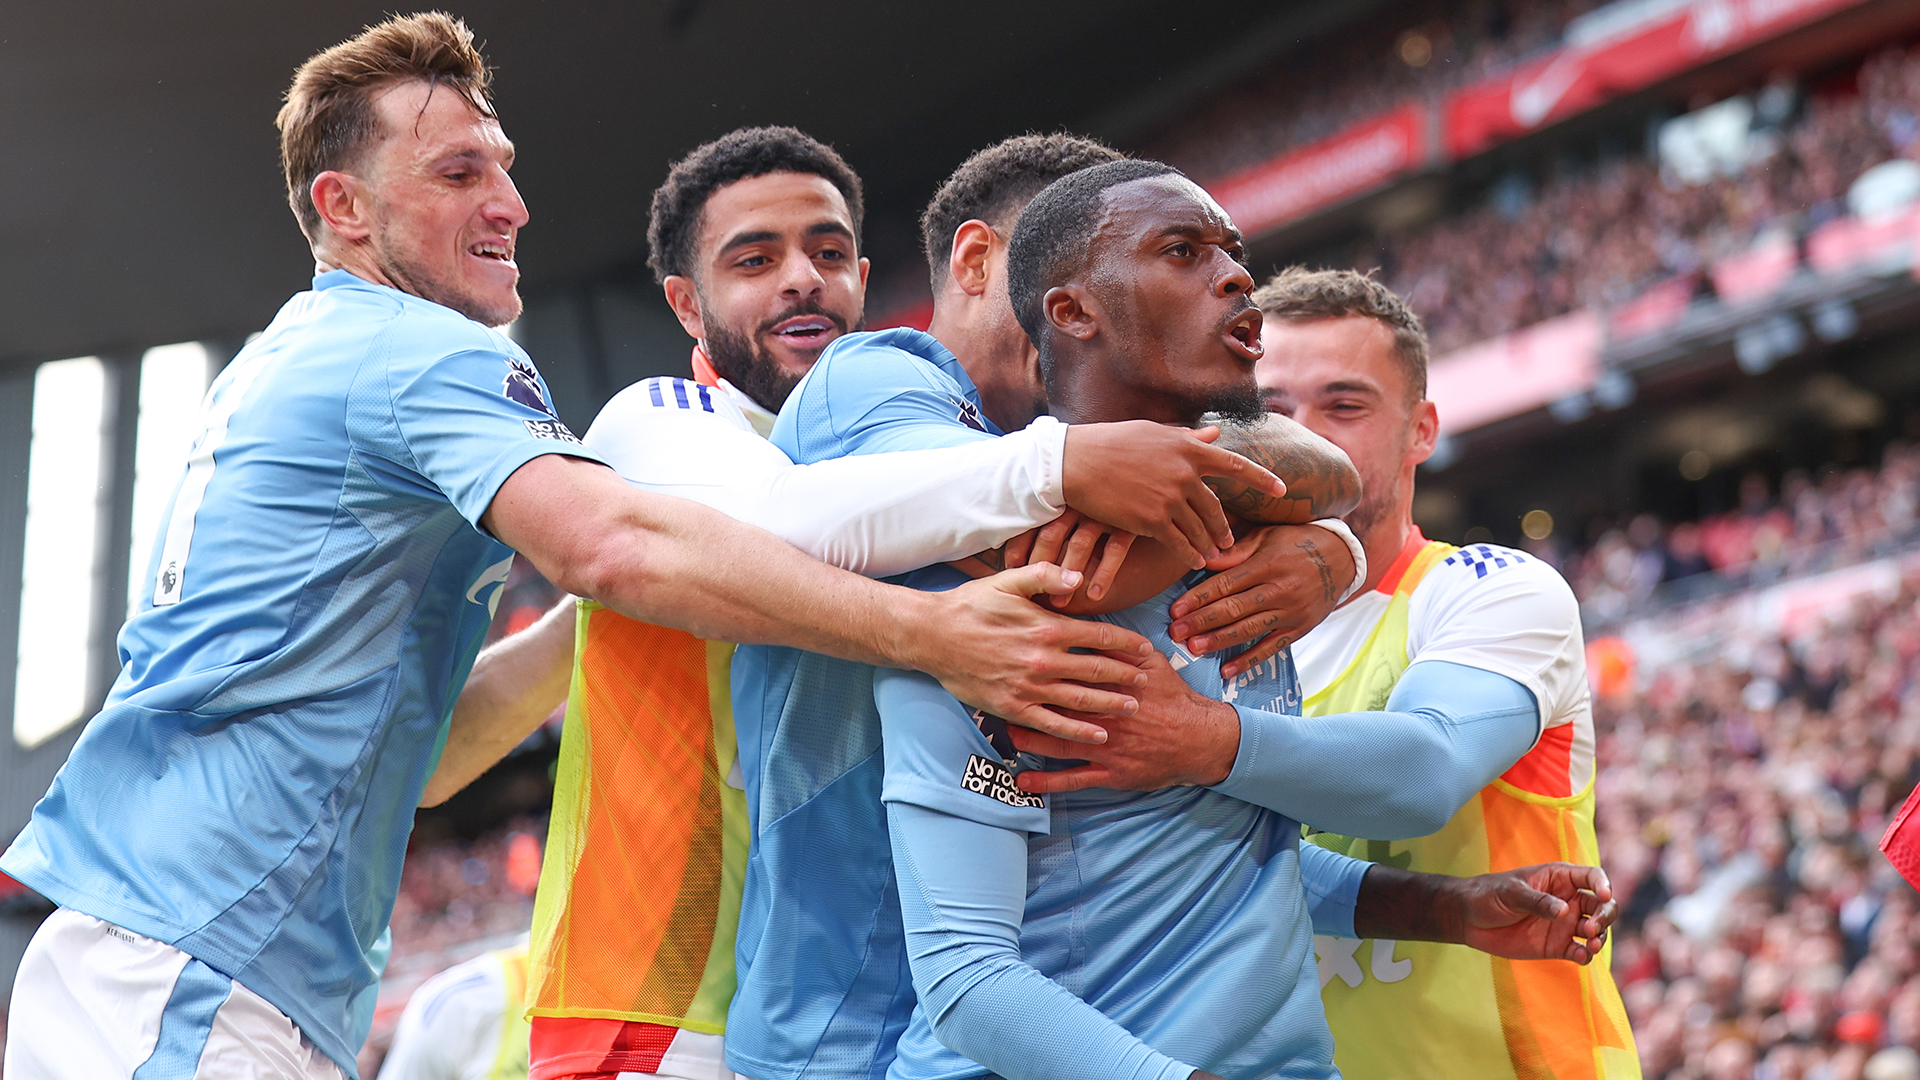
left=1008, top=647, right=1240, bottom=793
left=1003, top=508, right=1139, bottom=607
left=915, top=562, right=1153, bottom=746
left=1062, top=422, right=1284, bottom=571
left=1168, top=523, right=1357, bottom=677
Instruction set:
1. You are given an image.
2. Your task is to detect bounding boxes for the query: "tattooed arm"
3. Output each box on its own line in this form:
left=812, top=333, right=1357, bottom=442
left=952, top=417, right=1354, bottom=616
left=1202, top=412, right=1360, bottom=525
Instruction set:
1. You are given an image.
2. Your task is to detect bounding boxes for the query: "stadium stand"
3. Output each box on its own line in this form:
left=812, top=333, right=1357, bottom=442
left=1142, top=0, right=1610, bottom=184
left=1351, top=42, right=1920, bottom=353
left=1558, top=440, right=1920, bottom=619
left=358, top=821, right=548, bottom=1076
left=1594, top=546, right=1920, bottom=1078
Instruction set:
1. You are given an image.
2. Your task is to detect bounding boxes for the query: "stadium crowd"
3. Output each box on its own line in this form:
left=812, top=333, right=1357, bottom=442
left=1560, top=441, right=1920, bottom=619
left=1361, top=42, right=1920, bottom=353
left=1143, top=0, right=1608, bottom=182
left=387, top=821, right=542, bottom=970
left=1594, top=568, right=1920, bottom=1079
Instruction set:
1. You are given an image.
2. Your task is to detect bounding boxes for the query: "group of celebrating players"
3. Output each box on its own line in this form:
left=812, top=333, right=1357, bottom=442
left=3, top=13, right=1641, bottom=1080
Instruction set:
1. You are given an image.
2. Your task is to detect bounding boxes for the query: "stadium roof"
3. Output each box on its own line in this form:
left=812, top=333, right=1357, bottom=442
left=0, top=0, right=1377, bottom=374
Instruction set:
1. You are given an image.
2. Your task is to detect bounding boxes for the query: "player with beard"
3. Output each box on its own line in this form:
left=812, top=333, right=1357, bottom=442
left=1244, top=268, right=1637, bottom=1080
left=410, top=127, right=1284, bottom=1080
left=873, top=160, right=1600, bottom=1080
left=0, top=22, right=1187, bottom=1077
left=737, top=143, right=1614, bottom=1080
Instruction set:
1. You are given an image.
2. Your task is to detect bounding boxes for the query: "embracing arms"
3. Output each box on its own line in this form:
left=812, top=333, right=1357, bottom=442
left=1012, top=658, right=1540, bottom=840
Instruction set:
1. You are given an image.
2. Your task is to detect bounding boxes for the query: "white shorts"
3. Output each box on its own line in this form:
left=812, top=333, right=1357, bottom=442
left=4, top=908, right=345, bottom=1080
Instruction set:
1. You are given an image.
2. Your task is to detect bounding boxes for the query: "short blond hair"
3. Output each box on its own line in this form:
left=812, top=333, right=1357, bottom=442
left=276, top=12, right=494, bottom=240
left=1253, top=267, right=1429, bottom=402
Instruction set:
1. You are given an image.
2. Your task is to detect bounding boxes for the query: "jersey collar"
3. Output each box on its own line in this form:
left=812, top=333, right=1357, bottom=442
left=1372, top=526, right=1431, bottom=595
left=689, top=344, right=778, bottom=437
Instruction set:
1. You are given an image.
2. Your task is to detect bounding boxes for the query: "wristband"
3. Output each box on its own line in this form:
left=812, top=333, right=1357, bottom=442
left=1309, top=518, right=1367, bottom=605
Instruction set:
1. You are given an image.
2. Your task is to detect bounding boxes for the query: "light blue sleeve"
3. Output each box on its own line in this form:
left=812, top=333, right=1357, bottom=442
left=1211, top=660, right=1538, bottom=840
left=1298, top=843, right=1371, bottom=939
left=888, top=804, right=1197, bottom=1080
left=384, top=343, right=604, bottom=528
left=875, top=668, right=1050, bottom=835
left=876, top=670, right=1191, bottom=1080
left=779, top=338, right=997, bottom=463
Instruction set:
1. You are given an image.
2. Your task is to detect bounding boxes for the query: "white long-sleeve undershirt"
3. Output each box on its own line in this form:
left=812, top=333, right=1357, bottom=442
left=582, top=377, right=1067, bottom=578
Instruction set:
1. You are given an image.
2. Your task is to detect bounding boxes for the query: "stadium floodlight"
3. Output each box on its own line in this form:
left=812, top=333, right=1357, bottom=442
left=1549, top=392, right=1593, bottom=424
left=1592, top=370, right=1636, bottom=411
left=1810, top=299, right=1859, bottom=343
left=1735, top=314, right=1806, bottom=374
left=14, top=357, right=108, bottom=750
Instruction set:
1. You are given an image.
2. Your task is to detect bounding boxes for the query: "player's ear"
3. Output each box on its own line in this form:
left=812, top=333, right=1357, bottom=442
left=1045, top=284, right=1099, bottom=342
left=311, top=171, right=373, bottom=243
left=662, top=276, right=706, bottom=340
left=1407, top=398, right=1439, bottom=465
left=949, top=220, right=996, bottom=298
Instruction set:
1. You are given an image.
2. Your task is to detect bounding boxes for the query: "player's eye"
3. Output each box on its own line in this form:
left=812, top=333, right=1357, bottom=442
left=736, top=254, right=770, bottom=269
left=1167, top=242, right=1194, bottom=258
left=816, top=248, right=845, bottom=261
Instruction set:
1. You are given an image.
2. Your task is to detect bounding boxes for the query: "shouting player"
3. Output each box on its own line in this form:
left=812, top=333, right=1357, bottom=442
left=1250, top=268, right=1639, bottom=1079
left=735, top=144, right=1616, bottom=1080
left=425, top=127, right=1285, bottom=1080
left=0, top=22, right=1182, bottom=1079
left=874, top=159, right=1613, bottom=1080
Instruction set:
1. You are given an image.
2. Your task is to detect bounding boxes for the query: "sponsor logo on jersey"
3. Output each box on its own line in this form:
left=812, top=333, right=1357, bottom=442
left=962, top=754, right=1045, bottom=809
left=466, top=555, right=514, bottom=617
left=524, top=418, right=582, bottom=444
left=503, top=357, right=558, bottom=417
left=951, top=395, right=987, bottom=433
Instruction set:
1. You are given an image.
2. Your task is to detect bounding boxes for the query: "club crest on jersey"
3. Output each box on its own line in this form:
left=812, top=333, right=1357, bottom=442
left=962, top=754, right=1045, bottom=809
left=970, top=707, right=1020, bottom=761
left=951, top=395, right=987, bottom=433
left=503, top=357, right=557, bottom=417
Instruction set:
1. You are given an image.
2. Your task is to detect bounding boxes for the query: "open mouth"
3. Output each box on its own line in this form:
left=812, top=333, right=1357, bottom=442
left=468, top=240, right=517, bottom=269
left=1223, top=306, right=1264, bottom=362
left=769, top=315, right=837, bottom=345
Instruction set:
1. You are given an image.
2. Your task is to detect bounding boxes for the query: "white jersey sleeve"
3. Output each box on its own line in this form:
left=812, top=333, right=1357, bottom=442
left=1404, top=543, right=1589, bottom=748
left=377, top=953, right=508, bottom=1080
left=583, top=377, right=1066, bottom=578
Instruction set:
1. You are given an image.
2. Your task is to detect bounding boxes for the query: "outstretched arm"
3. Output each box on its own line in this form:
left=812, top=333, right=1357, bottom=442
left=484, top=454, right=1152, bottom=740
left=424, top=594, right=575, bottom=807
left=1011, top=658, right=1538, bottom=841
left=1299, top=845, right=1617, bottom=964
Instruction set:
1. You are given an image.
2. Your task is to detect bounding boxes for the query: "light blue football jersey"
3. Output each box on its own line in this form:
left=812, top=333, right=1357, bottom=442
left=730, top=327, right=1359, bottom=1080
left=0, top=270, right=600, bottom=1077
left=727, top=329, right=1001, bottom=1080
left=877, top=575, right=1339, bottom=1080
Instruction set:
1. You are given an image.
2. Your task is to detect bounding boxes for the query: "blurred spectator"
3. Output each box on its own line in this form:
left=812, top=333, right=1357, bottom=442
left=1356, top=44, right=1920, bottom=353
left=1570, top=443, right=1920, bottom=619
left=388, top=820, right=544, bottom=970
left=1596, top=567, right=1920, bottom=1078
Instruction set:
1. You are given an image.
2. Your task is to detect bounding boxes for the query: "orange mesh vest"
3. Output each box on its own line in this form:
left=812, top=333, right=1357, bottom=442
left=525, top=601, right=747, bottom=1030
left=1304, top=536, right=1639, bottom=1080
